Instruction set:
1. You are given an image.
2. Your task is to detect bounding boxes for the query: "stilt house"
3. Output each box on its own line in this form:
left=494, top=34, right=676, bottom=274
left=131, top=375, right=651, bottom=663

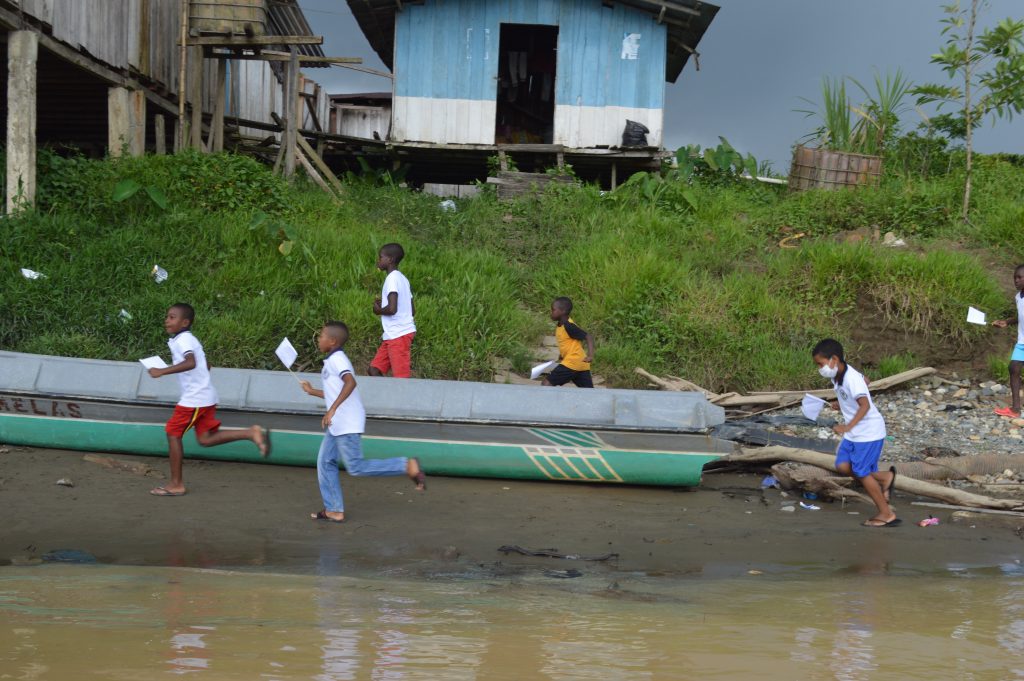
left=343, top=0, right=718, bottom=184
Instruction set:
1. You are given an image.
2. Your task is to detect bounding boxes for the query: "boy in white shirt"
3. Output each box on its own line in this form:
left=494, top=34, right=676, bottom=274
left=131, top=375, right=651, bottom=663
left=812, top=338, right=898, bottom=528
left=300, top=321, right=425, bottom=523
left=370, top=243, right=416, bottom=378
left=147, top=303, right=270, bottom=496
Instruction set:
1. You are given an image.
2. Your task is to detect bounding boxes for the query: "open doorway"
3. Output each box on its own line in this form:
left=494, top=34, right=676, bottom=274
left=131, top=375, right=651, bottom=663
left=495, top=24, right=557, bottom=145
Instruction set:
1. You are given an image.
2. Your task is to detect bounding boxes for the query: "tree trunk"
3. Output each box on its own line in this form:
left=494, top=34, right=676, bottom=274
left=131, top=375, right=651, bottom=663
left=961, top=0, right=979, bottom=222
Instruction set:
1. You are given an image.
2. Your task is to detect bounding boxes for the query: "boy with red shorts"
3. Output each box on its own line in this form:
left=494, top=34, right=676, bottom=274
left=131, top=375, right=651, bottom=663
left=370, top=243, right=416, bottom=378
left=146, top=303, right=269, bottom=496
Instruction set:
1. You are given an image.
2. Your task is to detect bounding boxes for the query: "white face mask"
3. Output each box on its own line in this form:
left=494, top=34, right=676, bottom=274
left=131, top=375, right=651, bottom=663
left=818, top=361, right=838, bottom=379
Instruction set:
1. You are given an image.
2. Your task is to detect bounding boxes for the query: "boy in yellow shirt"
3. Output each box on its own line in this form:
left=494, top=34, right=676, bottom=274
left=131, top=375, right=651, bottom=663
left=542, top=296, right=595, bottom=388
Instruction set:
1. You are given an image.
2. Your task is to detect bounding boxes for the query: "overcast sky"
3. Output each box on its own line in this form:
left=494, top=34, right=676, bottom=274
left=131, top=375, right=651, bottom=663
left=298, top=0, right=1024, bottom=171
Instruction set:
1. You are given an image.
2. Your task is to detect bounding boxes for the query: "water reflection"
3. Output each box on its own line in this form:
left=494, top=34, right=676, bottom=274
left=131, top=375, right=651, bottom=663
left=1, top=565, right=1024, bottom=680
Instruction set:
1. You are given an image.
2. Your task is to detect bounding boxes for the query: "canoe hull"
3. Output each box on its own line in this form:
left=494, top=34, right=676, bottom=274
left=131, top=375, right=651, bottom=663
left=0, top=394, right=729, bottom=486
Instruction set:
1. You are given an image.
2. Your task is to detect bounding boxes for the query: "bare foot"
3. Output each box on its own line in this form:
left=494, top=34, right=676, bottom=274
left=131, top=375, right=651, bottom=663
left=311, top=510, right=345, bottom=523
left=150, top=486, right=186, bottom=497
left=252, top=426, right=271, bottom=457
left=407, top=457, right=426, bottom=491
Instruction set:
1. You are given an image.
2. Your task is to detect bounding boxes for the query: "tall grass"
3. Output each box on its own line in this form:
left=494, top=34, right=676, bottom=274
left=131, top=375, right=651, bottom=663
left=0, top=150, right=1017, bottom=390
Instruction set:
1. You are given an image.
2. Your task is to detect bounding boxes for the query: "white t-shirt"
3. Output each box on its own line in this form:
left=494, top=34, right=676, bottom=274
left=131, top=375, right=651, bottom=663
left=831, top=365, right=886, bottom=442
left=380, top=270, right=416, bottom=340
left=321, top=349, right=366, bottom=436
left=1016, top=292, right=1024, bottom=345
left=168, top=330, right=218, bottom=408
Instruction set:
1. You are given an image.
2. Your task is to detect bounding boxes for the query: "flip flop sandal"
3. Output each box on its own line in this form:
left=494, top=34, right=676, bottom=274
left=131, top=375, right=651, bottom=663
left=312, top=510, right=344, bottom=523
left=995, top=407, right=1021, bottom=418
left=862, top=518, right=902, bottom=528
left=150, top=486, right=186, bottom=497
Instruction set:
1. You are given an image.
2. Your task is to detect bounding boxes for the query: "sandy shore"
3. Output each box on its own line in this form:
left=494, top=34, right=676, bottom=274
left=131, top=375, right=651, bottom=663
left=1, top=446, right=1021, bottom=578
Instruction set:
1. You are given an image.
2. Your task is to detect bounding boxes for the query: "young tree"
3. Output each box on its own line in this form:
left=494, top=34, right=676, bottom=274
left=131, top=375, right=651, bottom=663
left=913, top=0, right=1024, bottom=222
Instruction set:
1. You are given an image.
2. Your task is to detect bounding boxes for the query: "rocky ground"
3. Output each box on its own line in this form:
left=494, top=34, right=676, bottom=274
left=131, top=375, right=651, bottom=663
left=766, top=373, right=1024, bottom=463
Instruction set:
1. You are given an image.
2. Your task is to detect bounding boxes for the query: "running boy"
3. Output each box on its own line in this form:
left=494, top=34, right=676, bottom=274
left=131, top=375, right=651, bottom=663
left=992, top=264, right=1024, bottom=418
left=300, top=321, right=425, bottom=523
left=370, top=243, right=416, bottom=378
left=147, top=303, right=269, bottom=496
left=812, top=338, right=898, bottom=528
left=542, top=296, right=595, bottom=388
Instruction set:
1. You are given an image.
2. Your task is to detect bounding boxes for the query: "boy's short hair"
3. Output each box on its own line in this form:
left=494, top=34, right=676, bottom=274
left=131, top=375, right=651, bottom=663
left=170, top=302, right=195, bottom=323
left=1015, top=263, right=1024, bottom=274
left=323, top=321, right=349, bottom=345
left=812, top=338, right=844, bottom=361
left=380, top=243, right=405, bottom=265
left=552, top=296, right=573, bottom=314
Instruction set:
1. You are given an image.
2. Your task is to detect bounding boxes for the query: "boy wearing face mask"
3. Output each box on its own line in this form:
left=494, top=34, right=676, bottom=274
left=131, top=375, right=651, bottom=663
left=812, top=338, right=898, bottom=528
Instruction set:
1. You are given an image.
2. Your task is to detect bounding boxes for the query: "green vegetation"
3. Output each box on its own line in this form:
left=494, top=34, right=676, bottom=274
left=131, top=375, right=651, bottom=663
left=1, top=146, right=1020, bottom=391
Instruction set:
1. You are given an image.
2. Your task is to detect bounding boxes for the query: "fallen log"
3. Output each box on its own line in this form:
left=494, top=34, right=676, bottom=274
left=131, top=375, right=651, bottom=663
left=770, top=462, right=872, bottom=504
left=717, top=446, right=1024, bottom=511
left=910, top=502, right=1024, bottom=518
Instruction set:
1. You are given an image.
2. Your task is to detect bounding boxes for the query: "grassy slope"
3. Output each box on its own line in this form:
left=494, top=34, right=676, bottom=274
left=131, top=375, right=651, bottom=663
left=1, top=151, right=1021, bottom=392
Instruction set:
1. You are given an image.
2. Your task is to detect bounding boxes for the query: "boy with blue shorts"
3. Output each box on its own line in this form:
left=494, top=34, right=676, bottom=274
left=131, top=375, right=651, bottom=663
left=813, top=339, right=899, bottom=528
left=991, top=264, right=1024, bottom=418
left=300, top=321, right=425, bottom=523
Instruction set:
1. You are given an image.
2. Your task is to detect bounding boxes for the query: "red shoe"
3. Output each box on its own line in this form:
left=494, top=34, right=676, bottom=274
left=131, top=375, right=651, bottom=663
left=994, top=407, right=1020, bottom=418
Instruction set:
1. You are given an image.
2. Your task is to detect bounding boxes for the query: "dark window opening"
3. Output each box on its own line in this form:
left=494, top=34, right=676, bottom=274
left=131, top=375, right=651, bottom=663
left=495, top=24, right=557, bottom=145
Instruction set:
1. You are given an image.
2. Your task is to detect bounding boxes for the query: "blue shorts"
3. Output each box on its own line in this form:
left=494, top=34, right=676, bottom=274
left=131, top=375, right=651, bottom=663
left=1011, top=343, right=1024, bottom=362
left=835, top=438, right=885, bottom=478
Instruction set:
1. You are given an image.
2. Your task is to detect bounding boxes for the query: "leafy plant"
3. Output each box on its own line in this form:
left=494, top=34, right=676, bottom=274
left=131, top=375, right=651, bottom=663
left=344, top=156, right=410, bottom=187
left=913, top=0, right=1024, bottom=221
left=112, top=178, right=168, bottom=210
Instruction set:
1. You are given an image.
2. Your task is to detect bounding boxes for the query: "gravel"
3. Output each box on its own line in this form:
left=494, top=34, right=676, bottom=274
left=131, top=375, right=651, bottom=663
left=765, top=374, right=1024, bottom=463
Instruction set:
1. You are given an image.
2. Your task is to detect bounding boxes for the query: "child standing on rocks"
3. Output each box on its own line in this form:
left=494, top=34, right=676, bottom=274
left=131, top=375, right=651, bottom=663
left=992, top=264, right=1024, bottom=419
left=812, top=338, right=898, bottom=528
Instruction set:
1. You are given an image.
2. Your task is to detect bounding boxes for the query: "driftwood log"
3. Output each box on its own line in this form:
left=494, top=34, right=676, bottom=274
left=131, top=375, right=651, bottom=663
left=635, top=366, right=937, bottom=409
left=718, top=446, right=1024, bottom=511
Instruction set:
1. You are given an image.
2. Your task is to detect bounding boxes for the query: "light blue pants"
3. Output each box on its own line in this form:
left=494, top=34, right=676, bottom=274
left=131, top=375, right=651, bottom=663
left=317, top=432, right=408, bottom=512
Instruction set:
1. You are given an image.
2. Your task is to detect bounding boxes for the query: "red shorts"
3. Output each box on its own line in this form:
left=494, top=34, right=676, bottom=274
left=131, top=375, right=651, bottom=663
left=165, top=405, right=221, bottom=438
left=370, top=332, right=415, bottom=378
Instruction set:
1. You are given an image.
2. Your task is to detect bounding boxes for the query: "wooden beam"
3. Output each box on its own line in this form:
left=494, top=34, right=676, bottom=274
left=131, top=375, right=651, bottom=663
left=297, top=135, right=344, bottom=195
left=259, top=51, right=362, bottom=64
left=177, top=0, right=188, bottom=151
left=6, top=30, right=37, bottom=213
left=209, top=59, right=227, bottom=152
left=187, top=35, right=323, bottom=47
left=188, top=45, right=204, bottom=150
left=154, top=114, right=166, bottom=154
left=630, top=0, right=700, bottom=18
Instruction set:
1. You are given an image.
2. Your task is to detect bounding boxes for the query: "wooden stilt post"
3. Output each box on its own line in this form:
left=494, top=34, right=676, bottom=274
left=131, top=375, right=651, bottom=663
left=6, top=30, right=38, bottom=213
left=283, top=47, right=299, bottom=178
left=188, top=45, right=204, bottom=150
left=209, top=58, right=226, bottom=152
left=176, top=0, right=188, bottom=152
left=611, top=162, right=618, bottom=190
left=154, top=114, right=166, bottom=154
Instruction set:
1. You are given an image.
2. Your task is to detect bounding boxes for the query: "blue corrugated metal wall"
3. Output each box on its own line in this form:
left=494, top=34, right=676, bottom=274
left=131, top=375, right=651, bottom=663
left=394, top=0, right=667, bottom=110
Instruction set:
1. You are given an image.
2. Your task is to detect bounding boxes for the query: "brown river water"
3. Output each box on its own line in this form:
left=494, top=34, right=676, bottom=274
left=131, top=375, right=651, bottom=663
left=2, top=563, right=1023, bottom=680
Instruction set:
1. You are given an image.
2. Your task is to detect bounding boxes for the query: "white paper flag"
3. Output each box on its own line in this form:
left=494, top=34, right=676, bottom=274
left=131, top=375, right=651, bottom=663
left=801, top=393, right=827, bottom=421
left=967, top=306, right=987, bottom=326
left=275, top=337, right=298, bottom=369
left=20, top=268, right=45, bottom=280
left=152, top=264, right=168, bottom=283
left=530, top=360, right=557, bottom=380
left=139, top=355, right=168, bottom=370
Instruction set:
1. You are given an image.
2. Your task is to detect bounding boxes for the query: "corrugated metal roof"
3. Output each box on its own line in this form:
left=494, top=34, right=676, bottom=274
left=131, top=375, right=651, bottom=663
left=345, top=0, right=717, bottom=83
left=267, top=0, right=327, bottom=61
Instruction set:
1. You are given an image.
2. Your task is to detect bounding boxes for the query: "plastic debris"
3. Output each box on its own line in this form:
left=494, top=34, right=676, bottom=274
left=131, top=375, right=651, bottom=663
left=918, top=516, right=940, bottom=527
left=439, top=199, right=457, bottom=212
left=119, top=309, right=132, bottom=321
left=55, top=478, right=74, bottom=487
left=42, top=549, right=97, bottom=564
left=20, top=267, right=45, bottom=280
left=760, top=475, right=779, bottom=489
left=802, top=492, right=818, bottom=500
left=780, top=505, right=796, bottom=513
left=152, top=264, right=168, bottom=283
left=799, top=502, right=821, bottom=511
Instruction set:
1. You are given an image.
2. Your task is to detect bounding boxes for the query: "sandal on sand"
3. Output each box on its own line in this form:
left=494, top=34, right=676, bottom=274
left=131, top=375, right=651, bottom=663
left=409, top=457, right=426, bottom=491
left=312, top=510, right=344, bottom=523
left=150, top=486, right=186, bottom=497
left=994, top=407, right=1021, bottom=418
left=862, top=518, right=902, bottom=528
